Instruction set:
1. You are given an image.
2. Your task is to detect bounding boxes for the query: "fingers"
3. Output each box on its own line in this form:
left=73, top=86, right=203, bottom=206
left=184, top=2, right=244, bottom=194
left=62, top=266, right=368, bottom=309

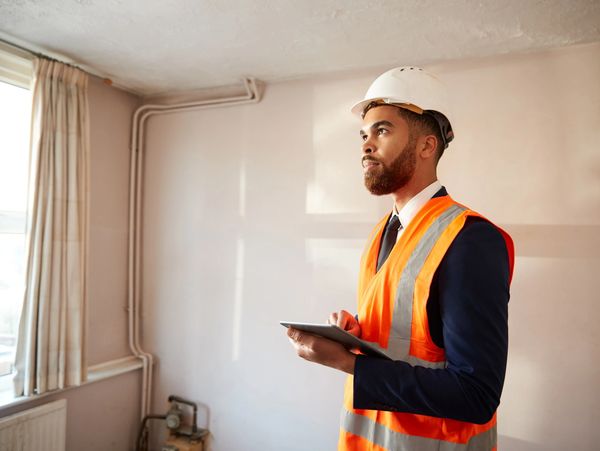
left=338, top=310, right=352, bottom=329
left=327, top=312, right=339, bottom=325
left=287, top=328, right=316, bottom=361
left=286, top=329, right=354, bottom=373
left=329, top=310, right=355, bottom=329
left=327, top=310, right=361, bottom=337
left=287, top=328, right=304, bottom=355
left=328, top=311, right=349, bottom=328
left=287, top=327, right=314, bottom=347
left=287, top=327, right=302, bottom=341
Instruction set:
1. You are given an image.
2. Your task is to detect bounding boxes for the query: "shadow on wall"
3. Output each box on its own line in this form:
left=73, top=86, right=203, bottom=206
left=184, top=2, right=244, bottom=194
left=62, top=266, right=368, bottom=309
left=499, top=435, right=546, bottom=451
left=499, top=434, right=594, bottom=451
left=506, top=224, right=600, bottom=259
left=499, top=224, right=600, bottom=451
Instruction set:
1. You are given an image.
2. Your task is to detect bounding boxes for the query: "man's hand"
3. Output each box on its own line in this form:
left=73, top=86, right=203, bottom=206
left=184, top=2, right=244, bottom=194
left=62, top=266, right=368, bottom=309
left=328, top=310, right=361, bottom=337
left=287, top=328, right=356, bottom=374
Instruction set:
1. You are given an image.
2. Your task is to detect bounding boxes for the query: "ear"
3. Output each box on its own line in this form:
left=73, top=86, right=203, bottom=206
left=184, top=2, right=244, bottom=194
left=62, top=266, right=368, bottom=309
left=418, top=134, right=438, bottom=160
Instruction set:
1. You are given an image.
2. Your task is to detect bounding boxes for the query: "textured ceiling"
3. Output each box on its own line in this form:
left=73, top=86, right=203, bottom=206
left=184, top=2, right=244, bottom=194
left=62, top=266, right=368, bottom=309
left=0, top=0, right=599, bottom=96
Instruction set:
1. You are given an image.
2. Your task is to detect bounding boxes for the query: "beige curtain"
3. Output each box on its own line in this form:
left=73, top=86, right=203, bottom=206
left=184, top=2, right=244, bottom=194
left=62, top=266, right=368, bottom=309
left=14, top=57, right=89, bottom=396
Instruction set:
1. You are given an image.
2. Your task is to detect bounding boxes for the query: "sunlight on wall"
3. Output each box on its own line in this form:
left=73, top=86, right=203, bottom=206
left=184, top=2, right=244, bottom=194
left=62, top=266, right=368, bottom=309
left=232, top=238, right=245, bottom=361
left=305, top=78, right=385, bottom=218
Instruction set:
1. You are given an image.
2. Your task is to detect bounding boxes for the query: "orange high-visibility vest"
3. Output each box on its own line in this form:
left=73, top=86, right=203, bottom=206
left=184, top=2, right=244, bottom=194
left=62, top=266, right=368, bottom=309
left=339, top=195, right=514, bottom=451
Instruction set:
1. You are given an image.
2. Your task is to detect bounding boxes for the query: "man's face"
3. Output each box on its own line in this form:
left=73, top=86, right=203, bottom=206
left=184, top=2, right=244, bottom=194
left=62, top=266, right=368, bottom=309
left=359, top=105, right=417, bottom=195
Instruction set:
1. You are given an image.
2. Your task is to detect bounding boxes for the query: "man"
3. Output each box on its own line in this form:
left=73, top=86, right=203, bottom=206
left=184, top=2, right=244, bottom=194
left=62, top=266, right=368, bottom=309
left=287, top=66, right=514, bottom=451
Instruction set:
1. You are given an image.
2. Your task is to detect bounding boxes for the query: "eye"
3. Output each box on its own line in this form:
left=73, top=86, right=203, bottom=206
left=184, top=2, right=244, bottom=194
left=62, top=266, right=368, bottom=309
left=360, top=134, right=368, bottom=142
left=377, top=127, right=388, bottom=136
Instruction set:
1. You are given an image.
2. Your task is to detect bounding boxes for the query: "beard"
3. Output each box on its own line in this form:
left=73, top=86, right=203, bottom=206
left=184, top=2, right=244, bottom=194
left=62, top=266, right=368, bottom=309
left=363, top=140, right=417, bottom=195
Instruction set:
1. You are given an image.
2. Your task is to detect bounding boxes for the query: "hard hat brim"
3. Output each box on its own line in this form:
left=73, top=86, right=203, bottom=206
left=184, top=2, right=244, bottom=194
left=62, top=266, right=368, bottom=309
left=351, top=98, right=373, bottom=116
left=351, top=98, right=421, bottom=117
left=350, top=97, right=404, bottom=117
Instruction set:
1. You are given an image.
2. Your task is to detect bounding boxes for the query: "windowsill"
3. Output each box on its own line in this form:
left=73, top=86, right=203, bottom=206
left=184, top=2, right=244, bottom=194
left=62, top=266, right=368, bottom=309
left=0, top=355, right=143, bottom=412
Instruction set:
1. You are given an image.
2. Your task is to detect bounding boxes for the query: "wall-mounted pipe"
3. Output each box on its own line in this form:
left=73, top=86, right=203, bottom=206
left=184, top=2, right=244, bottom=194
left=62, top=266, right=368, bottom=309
left=128, top=78, right=262, bottom=420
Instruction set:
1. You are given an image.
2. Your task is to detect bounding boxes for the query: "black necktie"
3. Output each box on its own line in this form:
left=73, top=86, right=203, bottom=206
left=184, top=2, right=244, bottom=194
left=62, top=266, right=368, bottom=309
left=377, top=215, right=402, bottom=271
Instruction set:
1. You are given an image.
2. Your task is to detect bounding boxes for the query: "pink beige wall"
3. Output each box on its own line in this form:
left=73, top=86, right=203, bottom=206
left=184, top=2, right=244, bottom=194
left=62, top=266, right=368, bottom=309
left=87, top=75, right=140, bottom=366
left=141, top=42, right=600, bottom=451
left=1, top=76, right=142, bottom=451
left=1, top=371, right=141, bottom=451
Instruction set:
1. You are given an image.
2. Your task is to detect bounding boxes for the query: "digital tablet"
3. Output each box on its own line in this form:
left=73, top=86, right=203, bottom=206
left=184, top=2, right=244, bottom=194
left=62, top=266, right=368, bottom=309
left=281, top=321, right=392, bottom=360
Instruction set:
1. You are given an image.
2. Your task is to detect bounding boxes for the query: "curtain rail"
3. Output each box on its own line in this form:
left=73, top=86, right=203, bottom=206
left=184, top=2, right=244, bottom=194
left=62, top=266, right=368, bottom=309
left=0, top=33, right=135, bottom=94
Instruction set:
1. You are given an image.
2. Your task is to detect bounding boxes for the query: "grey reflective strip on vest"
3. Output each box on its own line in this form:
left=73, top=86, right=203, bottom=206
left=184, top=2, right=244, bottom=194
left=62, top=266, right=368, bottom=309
left=342, top=410, right=497, bottom=451
left=385, top=204, right=467, bottom=366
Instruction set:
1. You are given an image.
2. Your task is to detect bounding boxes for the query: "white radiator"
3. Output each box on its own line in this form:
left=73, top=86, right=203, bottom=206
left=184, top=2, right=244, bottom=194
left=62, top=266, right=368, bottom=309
left=0, top=399, right=66, bottom=451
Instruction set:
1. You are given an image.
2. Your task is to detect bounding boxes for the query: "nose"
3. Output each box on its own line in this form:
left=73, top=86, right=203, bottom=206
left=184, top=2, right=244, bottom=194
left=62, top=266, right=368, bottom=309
left=362, top=136, right=375, bottom=155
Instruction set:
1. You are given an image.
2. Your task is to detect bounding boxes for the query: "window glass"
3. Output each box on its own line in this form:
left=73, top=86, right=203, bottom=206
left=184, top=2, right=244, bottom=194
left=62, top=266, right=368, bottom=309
left=0, top=80, right=31, bottom=384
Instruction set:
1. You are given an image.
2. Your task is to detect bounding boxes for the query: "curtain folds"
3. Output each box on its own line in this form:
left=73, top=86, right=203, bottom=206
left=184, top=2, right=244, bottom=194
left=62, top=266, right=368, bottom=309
left=14, top=57, right=89, bottom=397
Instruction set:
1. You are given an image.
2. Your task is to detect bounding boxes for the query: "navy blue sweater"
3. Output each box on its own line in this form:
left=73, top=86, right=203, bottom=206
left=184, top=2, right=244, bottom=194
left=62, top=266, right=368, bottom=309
left=353, top=196, right=511, bottom=425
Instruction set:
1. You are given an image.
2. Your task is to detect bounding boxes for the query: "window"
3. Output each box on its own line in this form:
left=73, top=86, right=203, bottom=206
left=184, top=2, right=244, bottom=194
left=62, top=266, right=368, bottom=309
left=0, top=42, right=33, bottom=394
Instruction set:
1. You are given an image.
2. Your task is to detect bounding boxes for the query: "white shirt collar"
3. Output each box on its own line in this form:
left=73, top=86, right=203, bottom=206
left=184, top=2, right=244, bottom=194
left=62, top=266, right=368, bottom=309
left=391, top=180, right=443, bottom=229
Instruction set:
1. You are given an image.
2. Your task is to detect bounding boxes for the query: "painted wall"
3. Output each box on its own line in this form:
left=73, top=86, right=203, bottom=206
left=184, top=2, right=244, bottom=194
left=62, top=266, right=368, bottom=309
left=0, top=76, right=142, bottom=451
left=141, top=43, right=600, bottom=451
left=1, top=371, right=141, bottom=451
left=87, top=75, right=140, bottom=367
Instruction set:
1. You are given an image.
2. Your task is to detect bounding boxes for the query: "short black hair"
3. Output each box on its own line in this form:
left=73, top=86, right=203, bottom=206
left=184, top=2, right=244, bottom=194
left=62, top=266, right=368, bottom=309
left=395, top=107, right=445, bottom=161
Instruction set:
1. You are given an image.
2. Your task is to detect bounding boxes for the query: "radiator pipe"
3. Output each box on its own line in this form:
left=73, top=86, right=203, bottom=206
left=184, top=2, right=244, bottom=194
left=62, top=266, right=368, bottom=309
left=135, top=414, right=166, bottom=451
left=127, top=78, right=262, bottom=420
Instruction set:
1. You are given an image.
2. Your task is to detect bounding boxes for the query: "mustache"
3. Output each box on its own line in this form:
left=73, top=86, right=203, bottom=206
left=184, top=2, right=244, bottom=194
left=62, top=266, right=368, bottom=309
left=362, top=156, right=380, bottom=164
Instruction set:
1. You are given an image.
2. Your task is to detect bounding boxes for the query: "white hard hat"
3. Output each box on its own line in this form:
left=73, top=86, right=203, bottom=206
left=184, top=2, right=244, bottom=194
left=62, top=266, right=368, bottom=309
left=351, top=66, right=454, bottom=148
